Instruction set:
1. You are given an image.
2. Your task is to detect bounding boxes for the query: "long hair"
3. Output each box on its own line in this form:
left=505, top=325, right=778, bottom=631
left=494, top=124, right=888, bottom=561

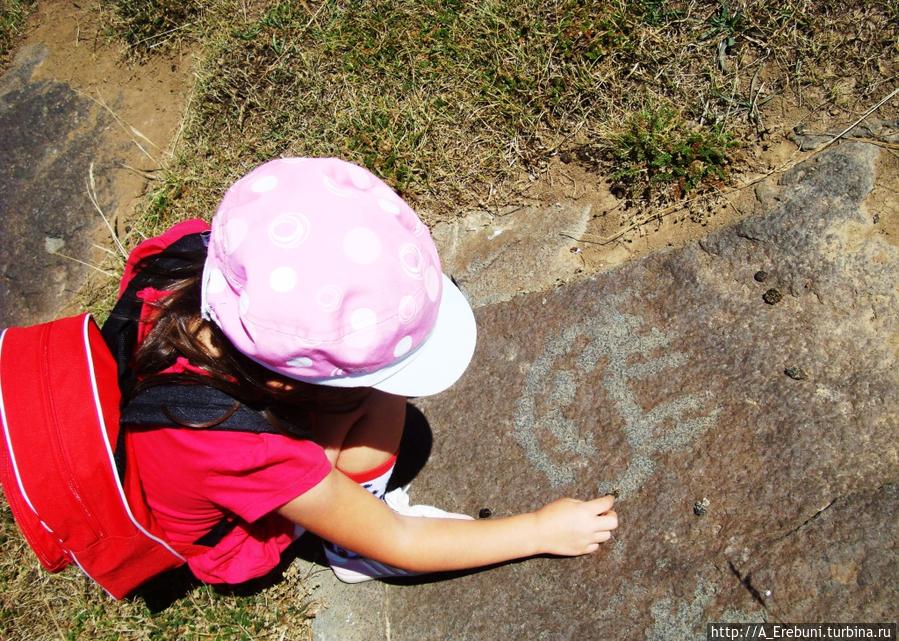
left=125, top=243, right=368, bottom=420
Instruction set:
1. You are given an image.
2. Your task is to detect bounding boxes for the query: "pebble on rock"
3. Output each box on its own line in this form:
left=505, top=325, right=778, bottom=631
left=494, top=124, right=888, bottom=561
left=693, top=498, right=710, bottom=516
left=784, top=366, right=808, bottom=381
left=478, top=508, right=493, bottom=519
left=754, top=270, right=768, bottom=283
left=763, top=288, right=782, bottom=305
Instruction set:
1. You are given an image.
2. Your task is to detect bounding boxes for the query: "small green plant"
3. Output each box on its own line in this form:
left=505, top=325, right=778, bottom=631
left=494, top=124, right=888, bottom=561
left=606, top=102, right=735, bottom=200
left=101, top=0, right=201, bottom=51
left=704, top=2, right=746, bottom=40
left=0, top=0, right=34, bottom=60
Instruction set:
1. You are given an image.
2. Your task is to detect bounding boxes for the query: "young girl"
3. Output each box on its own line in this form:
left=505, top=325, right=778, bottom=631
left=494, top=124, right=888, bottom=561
left=125, top=157, right=618, bottom=585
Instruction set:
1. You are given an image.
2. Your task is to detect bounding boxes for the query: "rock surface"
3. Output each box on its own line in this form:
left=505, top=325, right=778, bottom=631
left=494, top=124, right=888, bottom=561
left=0, top=44, right=112, bottom=326
left=311, top=143, right=898, bottom=639
left=0, top=6, right=190, bottom=328
left=431, top=201, right=592, bottom=306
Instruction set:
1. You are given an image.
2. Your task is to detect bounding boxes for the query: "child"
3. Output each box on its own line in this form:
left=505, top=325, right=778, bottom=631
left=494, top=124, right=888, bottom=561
left=125, top=157, right=618, bottom=585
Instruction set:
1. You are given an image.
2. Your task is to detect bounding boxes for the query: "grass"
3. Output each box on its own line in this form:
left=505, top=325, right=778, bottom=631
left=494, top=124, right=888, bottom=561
left=96, top=0, right=897, bottom=232
left=0, top=497, right=319, bottom=641
left=604, top=102, right=736, bottom=202
left=0, top=0, right=34, bottom=61
left=101, top=0, right=201, bottom=51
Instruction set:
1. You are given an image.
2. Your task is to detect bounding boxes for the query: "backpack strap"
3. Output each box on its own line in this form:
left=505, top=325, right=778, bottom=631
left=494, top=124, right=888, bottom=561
left=120, top=384, right=313, bottom=550
left=101, top=222, right=313, bottom=551
left=101, top=228, right=209, bottom=392
left=121, top=384, right=278, bottom=434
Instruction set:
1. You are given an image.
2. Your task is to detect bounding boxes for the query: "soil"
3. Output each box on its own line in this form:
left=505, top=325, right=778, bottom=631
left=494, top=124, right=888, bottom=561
left=0, top=0, right=194, bottom=320
left=501, top=94, right=898, bottom=286
left=22, top=0, right=193, bottom=220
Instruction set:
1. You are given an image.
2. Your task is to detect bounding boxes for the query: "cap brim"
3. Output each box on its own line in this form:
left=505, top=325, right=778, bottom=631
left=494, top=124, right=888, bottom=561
left=316, top=274, right=476, bottom=396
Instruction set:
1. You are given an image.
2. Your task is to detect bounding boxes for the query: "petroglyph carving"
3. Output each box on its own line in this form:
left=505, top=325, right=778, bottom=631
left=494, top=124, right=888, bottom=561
left=512, top=294, right=720, bottom=495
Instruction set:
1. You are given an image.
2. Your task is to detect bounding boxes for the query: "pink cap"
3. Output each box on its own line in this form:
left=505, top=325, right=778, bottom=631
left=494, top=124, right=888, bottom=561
left=201, top=158, right=476, bottom=396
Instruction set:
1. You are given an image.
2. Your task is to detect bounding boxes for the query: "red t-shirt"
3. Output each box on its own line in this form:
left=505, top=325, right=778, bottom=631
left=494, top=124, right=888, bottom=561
left=129, top=424, right=331, bottom=584
left=122, top=221, right=332, bottom=584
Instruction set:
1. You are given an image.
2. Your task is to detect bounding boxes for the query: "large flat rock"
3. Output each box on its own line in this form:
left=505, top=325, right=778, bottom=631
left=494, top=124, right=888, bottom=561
left=0, top=44, right=111, bottom=326
left=431, top=201, right=591, bottom=307
left=313, top=142, right=897, bottom=639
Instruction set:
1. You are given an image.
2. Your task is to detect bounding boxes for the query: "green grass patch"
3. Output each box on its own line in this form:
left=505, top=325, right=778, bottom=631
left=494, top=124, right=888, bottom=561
left=100, top=0, right=202, bottom=52
left=0, top=0, right=34, bottom=61
left=605, top=101, right=735, bottom=201
left=0, top=497, right=317, bottom=641
left=119, top=0, right=896, bottom=229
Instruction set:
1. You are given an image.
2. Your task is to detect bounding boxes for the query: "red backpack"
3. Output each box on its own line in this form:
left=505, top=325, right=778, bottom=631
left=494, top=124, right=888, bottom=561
left=0, top=219, right=282, bottom=599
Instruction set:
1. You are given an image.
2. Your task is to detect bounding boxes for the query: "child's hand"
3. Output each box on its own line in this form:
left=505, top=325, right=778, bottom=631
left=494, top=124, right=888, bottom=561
left=534, top=495, right=618, bottom=556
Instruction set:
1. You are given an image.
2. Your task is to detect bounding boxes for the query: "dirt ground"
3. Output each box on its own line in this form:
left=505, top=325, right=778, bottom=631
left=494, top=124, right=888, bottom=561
left=496, top=101, right=898, bottom=286
left=10, top=0, right=193, bottom=259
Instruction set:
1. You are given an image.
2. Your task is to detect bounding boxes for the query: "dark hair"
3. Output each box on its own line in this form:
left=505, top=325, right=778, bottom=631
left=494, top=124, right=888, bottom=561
left=126, top=244, right=368, bottom=420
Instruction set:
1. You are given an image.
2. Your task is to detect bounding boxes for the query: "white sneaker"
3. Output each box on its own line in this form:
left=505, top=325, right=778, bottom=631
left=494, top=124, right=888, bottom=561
left=323, top=544, right=415, bottom=584
left=323, top=486, right=472, bottom=583
left=384, top=485, right=474, bottom=520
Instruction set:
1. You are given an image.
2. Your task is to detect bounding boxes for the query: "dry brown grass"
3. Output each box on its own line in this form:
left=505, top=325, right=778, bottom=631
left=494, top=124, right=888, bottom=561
left=116, top=0, right=898, bottom=232
left=0, top=497, right=318, bottom=641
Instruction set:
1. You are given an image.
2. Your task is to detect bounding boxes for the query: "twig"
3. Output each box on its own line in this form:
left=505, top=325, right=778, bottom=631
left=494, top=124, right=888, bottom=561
left=845, top=137, right=899, bottom=151
left=169, top=88, right=194, bottom=155
left=128, top=21, right=195, bottom=49
left=50, top=251, right=116, bottom=277
left=119, top=162, right=162, bottom=179
left=817, top=86, right=899, bottom=153
left=92, top=243, right=119, bottom=257
left=748, top=64, right=766, bottom=136
left=302, top=1, right=327, bottom=31
left=87, top=162, right=128, bottom=258
left=83, top=92, right=161, bottom=163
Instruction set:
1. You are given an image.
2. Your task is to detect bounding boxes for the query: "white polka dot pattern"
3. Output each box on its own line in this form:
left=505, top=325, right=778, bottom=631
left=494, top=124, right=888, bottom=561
left=268, top=213, right=310, bottom=248
left=250, top=175, right=279, bottom=193
left=350, top=308, right=377, bottom=330
left=397, top=295, right=418, bottom=324
left=393, top=336, right=413, bottom=357
left=224, top=219, right=248, bottom=254
left=343, top=227, right=382, bottom=264
left=315, top=285, right=343, bottom=311
left=202, top=157, right=444, bottom=380
left=399, top=244, right=424, bottom=278
left=348, top=167, right=372, bottom=189
left=378, top=198, right=401, bottom=214
left=322, top=174, right=354, bottom=198
left=269, top=266, right=298, bottom=292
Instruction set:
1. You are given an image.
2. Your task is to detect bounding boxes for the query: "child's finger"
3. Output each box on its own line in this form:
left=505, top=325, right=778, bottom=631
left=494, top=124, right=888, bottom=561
left=595, top=511, right=618, bottom=531
left=585, top=495, right=615, bottom=514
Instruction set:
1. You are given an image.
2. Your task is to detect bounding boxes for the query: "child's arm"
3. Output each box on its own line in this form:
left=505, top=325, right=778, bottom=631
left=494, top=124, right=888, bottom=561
left=277, top=468, right=618, bottom=572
